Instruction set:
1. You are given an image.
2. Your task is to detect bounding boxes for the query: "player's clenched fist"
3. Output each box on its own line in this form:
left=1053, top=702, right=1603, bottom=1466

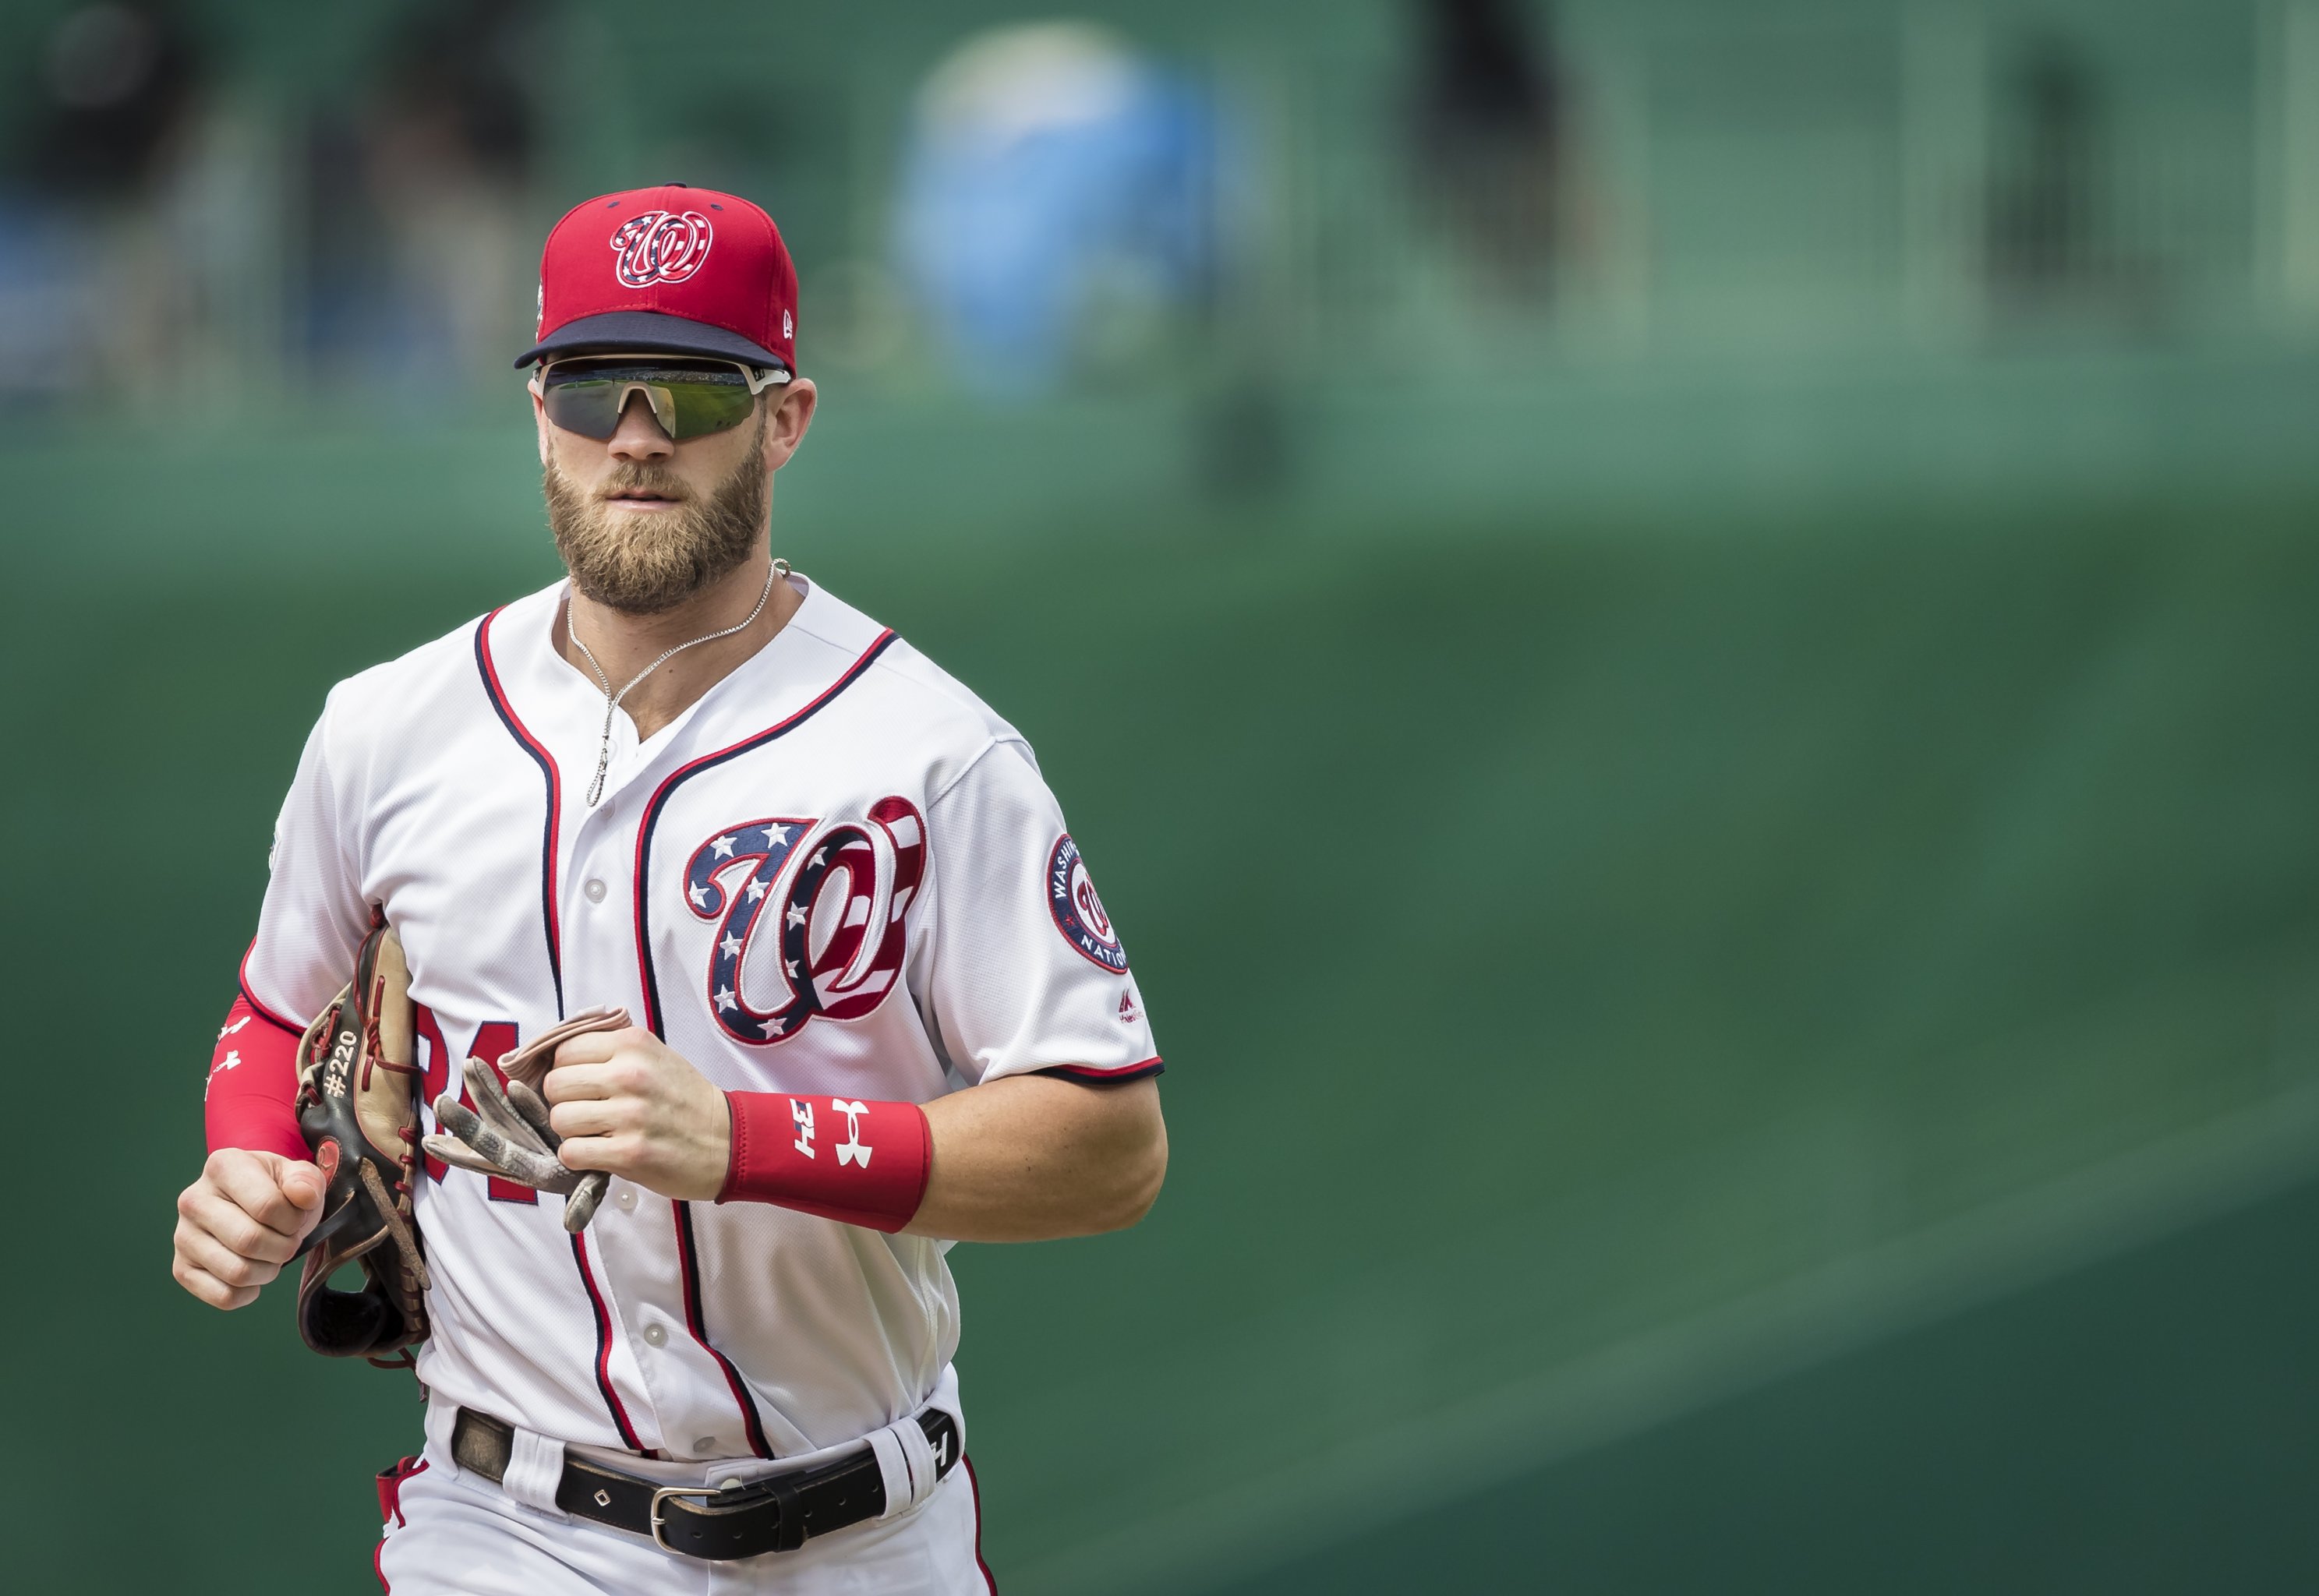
left=542, top=1026, right=732, bottom=1202
left=172, top=1148, right=325, bottom=1310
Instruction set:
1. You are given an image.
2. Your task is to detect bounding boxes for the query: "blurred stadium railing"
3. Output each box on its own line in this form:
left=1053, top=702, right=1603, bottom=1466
left=5, top=1, right=2316, bottom=510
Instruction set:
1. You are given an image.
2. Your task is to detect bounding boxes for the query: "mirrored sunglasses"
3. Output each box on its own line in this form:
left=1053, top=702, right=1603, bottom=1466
left=535, top=357, right=790, bottom=442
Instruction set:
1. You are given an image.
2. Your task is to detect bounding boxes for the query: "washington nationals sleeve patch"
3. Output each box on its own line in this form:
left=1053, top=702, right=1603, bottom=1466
left=1047, top=835, right=1129, bottom=973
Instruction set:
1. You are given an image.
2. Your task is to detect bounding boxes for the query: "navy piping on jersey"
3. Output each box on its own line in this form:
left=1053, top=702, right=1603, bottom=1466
left=1038, top=1056, right=1166, bottom=1085
left=473, top=609, right=566, bottom=1017
left=479, top=606, right=644, bottom=1447
left=627, top=628, right=898, bottom=1036
left=672, top=1202, right=776, bottom=1458
left=570, top=1232, right=645, bottom=1452
left=619, top=627, right=895, bottom=1456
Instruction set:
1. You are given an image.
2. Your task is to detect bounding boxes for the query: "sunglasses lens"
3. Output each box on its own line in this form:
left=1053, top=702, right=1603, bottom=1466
left=541, top=380, right=626, bottom=440
left=663, top=375, right=758, bottom=438
left=541, top=365, right=759, bottom=440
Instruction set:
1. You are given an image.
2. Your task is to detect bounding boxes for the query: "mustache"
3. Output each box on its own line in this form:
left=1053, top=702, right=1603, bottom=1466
left=595, top=464, right=691, bottom=500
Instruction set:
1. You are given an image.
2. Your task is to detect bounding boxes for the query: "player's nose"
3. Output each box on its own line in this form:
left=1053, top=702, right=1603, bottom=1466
left=606, top=392, right=675, bottom=461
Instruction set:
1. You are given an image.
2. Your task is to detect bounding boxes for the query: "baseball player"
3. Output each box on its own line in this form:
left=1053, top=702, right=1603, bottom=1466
left=170, top=184, right=1167, bottom=1594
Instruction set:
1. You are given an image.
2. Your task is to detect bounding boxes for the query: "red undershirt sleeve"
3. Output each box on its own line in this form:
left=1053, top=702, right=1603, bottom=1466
left=203, top=992, right=309, bottom=1164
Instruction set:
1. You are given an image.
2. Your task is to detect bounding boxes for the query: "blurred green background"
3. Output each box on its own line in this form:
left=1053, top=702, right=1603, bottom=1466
left=5, top=0, right=2319, bottom=1591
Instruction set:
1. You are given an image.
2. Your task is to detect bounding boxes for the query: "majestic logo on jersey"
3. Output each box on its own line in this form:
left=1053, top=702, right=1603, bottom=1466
left=682, top=798, right=928, bottom=1045
left=1047, top=835, right=1128, bottom=973
left=611, top=210, right=715, bottom=288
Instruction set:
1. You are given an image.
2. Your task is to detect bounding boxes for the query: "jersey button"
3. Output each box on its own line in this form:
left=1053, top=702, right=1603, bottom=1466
left=584, top=878, right=608, bottom=903
left=642, top=1322, right=667, bottom=1348
left=616, top=1187, right=638, bottom=1212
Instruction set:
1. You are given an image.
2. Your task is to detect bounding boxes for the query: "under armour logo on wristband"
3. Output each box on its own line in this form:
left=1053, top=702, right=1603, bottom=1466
left=834, top=1100, right=871, bottom=1167
left=791, top=1098, right=815, bottom=1158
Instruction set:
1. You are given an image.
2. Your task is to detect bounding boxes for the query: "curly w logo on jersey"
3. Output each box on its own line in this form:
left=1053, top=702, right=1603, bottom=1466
left=683, top=798, right=928, bottom=1044
left=611, top=209, right=714, bottom=287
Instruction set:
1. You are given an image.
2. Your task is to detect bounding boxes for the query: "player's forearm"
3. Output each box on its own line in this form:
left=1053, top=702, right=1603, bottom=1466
left=203, top=993, right=309, bottom=1162
left=543, top=1034, right=1165, bottom=1240
left=903, top=1073, right=1168, bottom=1243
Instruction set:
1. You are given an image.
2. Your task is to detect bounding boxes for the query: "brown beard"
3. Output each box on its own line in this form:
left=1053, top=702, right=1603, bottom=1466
left=543, top=412, right=769, bottom=615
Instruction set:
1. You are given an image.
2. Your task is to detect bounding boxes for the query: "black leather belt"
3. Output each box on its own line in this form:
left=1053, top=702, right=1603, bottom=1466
left=450, top=1406, right=960, bottom=1559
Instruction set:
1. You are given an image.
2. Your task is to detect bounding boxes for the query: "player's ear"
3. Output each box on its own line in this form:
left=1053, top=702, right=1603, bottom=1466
left=528, top=373, right=552, bottom=467
left=763, top=379, right=816, bottom=473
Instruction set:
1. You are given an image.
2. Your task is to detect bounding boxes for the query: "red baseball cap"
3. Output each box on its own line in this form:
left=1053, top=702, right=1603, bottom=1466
left=515, top=183, right=797, bottom=373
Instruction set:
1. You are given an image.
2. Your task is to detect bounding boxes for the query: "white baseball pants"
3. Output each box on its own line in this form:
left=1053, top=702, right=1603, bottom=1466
left=373, top=1434, right=995, bottom=1594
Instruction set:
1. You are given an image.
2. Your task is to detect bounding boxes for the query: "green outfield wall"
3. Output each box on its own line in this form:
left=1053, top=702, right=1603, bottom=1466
left=5, top=414, right=2317, bottom=1590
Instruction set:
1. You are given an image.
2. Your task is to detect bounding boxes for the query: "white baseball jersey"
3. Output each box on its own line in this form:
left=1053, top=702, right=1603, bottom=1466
left=242, top=572, right=1159, bottom=1464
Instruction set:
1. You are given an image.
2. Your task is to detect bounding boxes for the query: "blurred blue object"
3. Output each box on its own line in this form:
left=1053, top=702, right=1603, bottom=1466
left=895, top=23, right=1219, bottom=394
left=0, top=195, right=101, bottom=398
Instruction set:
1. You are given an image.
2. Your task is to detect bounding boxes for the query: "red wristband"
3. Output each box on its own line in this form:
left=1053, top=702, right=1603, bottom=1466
left=203, top=994, right=309, bottom=1163
left=719, top=1091, right=931, bottom=1233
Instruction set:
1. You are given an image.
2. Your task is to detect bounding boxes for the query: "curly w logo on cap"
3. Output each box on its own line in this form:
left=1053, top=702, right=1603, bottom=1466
left=611, top=210, right=715, bottom=288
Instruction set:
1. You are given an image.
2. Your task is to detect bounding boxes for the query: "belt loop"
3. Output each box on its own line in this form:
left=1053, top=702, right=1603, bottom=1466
left=502, top=1425, right=571, bottom=1519
left=769, top=1474, right=808, bottom=1552
left=866, top=1415, right=941, bottom=1520
left=425, top=1396, right=463, bottom=1478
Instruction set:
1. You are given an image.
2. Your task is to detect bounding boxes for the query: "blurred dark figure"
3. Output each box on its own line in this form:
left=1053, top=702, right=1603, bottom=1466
left=1982, top=33, right=2167, bottom=332
left=24, top=2, right=200, bottom=199
left=1985, top=36, right=2102, bottom=308
left=0, top=4, right=208, bottom=401
left=1409, top=0, right=1567, bottom=302
left=367, top=0, right=539, bottom=189
left=302, top=0, right=543, bottom=387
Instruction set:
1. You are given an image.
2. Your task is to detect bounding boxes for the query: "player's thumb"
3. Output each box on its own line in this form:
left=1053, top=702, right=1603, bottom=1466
left=276, top=1157, right=327, bottom=1216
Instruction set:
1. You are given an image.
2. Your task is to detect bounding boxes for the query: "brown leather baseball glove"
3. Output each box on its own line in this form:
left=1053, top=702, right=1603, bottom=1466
left=291, top=918, right=429, bottom=1365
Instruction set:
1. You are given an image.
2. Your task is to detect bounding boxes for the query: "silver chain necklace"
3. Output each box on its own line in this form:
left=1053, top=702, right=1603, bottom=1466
left=567, top=558, right=787, bottom=807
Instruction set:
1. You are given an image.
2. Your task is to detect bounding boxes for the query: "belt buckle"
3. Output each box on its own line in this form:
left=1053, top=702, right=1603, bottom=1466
left=649, top=1484, right=722, bottom=1552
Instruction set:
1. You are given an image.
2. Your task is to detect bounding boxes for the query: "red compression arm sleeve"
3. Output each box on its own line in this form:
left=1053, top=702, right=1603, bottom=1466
left=719, top=1092, right=931, bottom=1233
left=203, top=994, right=309, bottom=1163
